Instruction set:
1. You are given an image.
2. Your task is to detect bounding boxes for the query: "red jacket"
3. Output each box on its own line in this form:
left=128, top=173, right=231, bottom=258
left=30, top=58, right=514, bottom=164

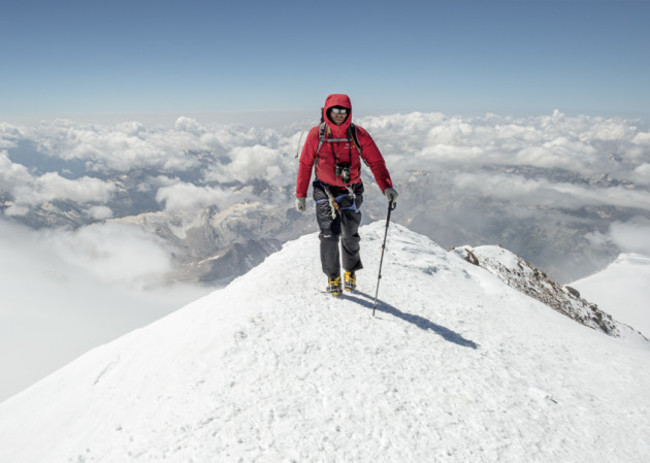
left=296, top=94, right=393, bottom=198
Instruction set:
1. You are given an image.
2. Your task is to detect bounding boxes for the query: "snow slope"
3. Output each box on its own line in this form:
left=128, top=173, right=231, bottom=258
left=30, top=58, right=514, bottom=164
left=1, top=223, right=649, bottom=463
left=571, top=253, right=650, bottom=338
left=452, top=245, right=643, bottom=338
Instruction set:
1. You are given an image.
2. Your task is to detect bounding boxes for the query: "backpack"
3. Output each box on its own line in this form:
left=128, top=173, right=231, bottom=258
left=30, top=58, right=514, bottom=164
left=295, top=108, right=362, bottom=159
left=317, top=121, right=362, bottom=156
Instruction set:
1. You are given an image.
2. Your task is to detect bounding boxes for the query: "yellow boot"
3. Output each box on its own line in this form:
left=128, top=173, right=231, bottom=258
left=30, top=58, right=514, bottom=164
left=343, top=271, right=356, bottom=291
left=326, top=276, right=342, bottom=296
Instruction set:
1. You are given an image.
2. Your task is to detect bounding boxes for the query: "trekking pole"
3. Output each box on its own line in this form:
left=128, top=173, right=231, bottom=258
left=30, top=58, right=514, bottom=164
left=372, top=200, right=397, bottom=316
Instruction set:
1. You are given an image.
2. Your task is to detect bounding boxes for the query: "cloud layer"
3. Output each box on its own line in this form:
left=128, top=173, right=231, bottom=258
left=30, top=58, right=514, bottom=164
left=3, top=111, right=649, bottom=215
left=2, top=112, right=649, bottom=262
left=0, top=218, right=210, bottom=401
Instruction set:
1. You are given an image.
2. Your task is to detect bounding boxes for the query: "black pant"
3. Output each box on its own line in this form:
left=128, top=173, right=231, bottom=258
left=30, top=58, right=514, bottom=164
left=313, top=181, right=364, bottom=279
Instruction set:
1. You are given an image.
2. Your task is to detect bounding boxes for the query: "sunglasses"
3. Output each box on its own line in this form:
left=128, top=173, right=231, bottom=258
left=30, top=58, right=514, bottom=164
left=331, top=107, right=348, bottom=115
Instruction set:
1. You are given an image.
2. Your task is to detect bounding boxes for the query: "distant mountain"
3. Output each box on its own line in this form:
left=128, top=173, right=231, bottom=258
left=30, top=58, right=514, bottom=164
left=1, top=223, right=648, bottom=462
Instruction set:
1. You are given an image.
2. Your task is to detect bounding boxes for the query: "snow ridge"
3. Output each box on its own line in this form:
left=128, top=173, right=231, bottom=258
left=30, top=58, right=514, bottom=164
left=1, top=223, right=649, bottom=462
left=572, top=253, right=650, bottom=337
left=452, top=245, right=647, bottom=341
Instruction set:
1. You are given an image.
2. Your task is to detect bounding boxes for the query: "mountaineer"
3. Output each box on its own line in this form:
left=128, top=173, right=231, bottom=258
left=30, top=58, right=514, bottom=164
left=295, top=93, right=398, bottom=296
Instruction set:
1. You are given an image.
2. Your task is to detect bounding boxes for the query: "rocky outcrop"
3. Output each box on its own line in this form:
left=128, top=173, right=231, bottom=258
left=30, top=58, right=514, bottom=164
left=451, top=245, right=644, bottom=338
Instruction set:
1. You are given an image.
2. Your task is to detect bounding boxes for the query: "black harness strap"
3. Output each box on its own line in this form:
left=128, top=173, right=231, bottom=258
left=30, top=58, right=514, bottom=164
left=316, top=122, right=362, bottom=163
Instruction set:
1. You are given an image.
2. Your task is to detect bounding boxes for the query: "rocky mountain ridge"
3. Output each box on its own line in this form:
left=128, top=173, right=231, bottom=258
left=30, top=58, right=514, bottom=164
left=452, top=244, right=646, bottom=339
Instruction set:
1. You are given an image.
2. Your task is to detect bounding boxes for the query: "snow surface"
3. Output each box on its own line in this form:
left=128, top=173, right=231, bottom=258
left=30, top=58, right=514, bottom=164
left=571, top=253, right=650, bottom=337
left=1, top=223, right=649, bottom=462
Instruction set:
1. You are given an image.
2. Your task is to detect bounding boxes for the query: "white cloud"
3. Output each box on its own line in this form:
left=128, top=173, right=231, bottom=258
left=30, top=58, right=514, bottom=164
left=4, top=204, right=30, bottom=216
left=632, top=164, right=650, bottom=186
left=88, top=205, right=114, bottom=220
left=0, top=218, right=210, bottom=401
left=174, top=116, right=207, bottom=134
left=1, top=151, right=116, bottom=209
left=47, top=222, right=175, bottom=288
left=21, top=119, right=203, bottom=172
left=226, top=145, right=287, bottom=183
left=7, top=172, right=115, bottom=207
left=0, top=150, right=33, bottom=192
left=452, top=171, right=650, bottom=211
left=156, top=182, right=230, bottom=212
left=632, top=131, right=650, bottom=145
left=585, top=217, right=650, bottom=258
left=33, top=172, right=116, bottom=203
left=608, top=217, right=650, bottom=256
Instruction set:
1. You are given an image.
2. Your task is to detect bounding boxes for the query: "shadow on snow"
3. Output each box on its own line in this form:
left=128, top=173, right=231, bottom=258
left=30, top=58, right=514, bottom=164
left=345, top=291, right=479, bottom=350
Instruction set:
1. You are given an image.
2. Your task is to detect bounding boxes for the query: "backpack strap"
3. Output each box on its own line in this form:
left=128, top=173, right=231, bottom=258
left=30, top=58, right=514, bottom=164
left=317, top=122, right=362, bottom=155
left=317, top=122, right=328, bottom=154
left=349, top=123, right=362, bottom=156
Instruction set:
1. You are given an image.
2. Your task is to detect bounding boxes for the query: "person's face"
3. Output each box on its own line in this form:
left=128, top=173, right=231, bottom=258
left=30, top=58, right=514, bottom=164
left=330, top=107, right=348, bottom=125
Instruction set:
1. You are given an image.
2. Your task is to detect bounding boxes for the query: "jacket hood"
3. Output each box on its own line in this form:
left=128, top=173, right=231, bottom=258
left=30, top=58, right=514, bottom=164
left=323, top=94, right=352, bottom=136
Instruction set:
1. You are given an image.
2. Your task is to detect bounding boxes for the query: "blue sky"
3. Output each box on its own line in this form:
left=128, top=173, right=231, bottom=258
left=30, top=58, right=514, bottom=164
left=1, top=0, right=649, bottom=119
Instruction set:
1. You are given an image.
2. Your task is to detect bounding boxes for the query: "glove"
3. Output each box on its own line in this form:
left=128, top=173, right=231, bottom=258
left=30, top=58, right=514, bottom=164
left=295, top=197, right=306, bottom=212
left=384, top=187, right=399, bottom=204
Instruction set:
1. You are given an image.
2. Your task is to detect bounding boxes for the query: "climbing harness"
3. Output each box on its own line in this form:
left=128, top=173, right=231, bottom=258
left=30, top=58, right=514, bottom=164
left=316, top=182, right=360, bottom=219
